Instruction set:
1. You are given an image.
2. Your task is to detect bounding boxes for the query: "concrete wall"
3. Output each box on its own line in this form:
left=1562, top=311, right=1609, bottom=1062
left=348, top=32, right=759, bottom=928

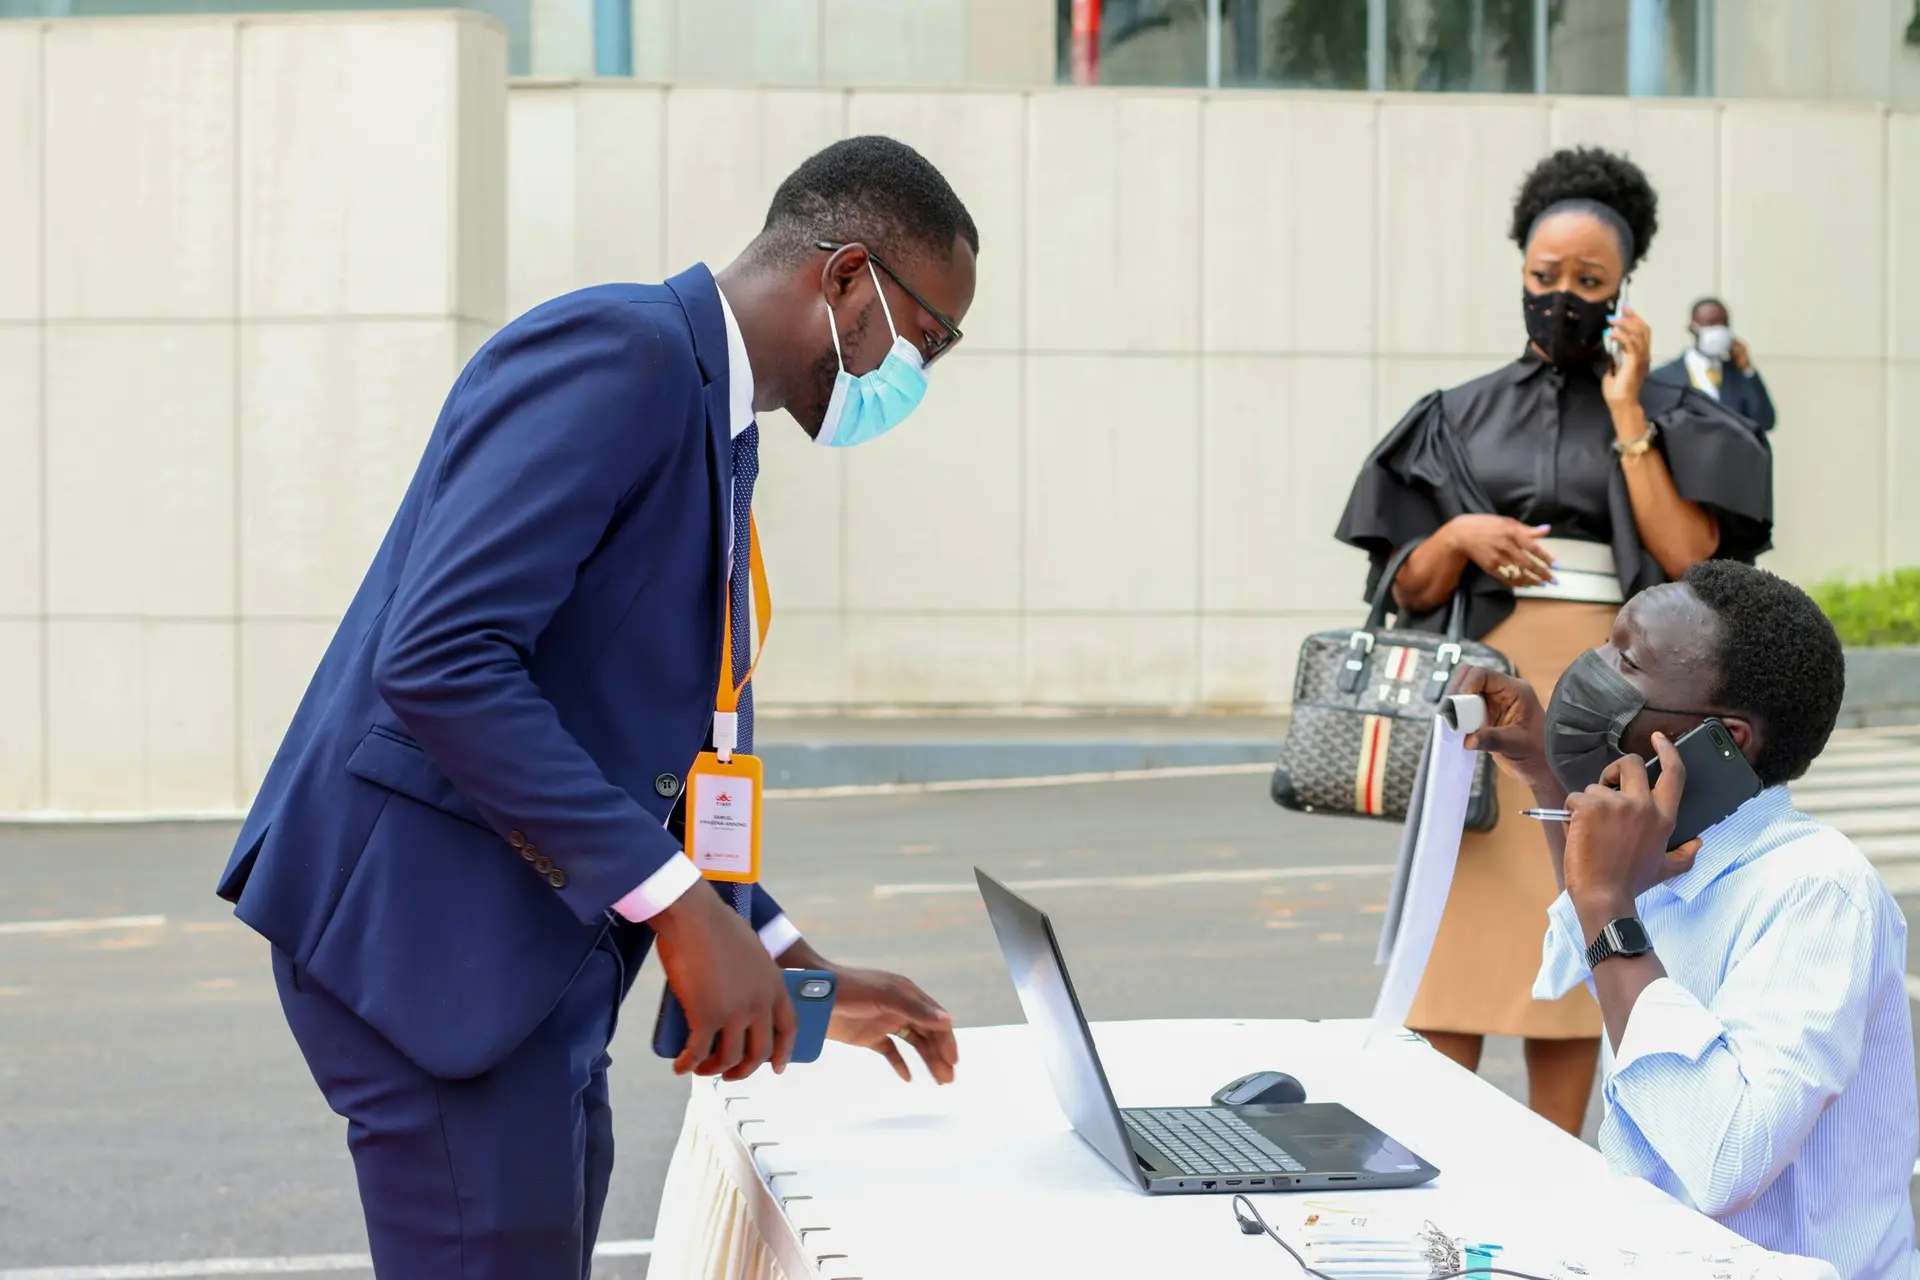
left=0, top=11, right=506, bottom=813
left=508, top=81, right=1920, bottom=717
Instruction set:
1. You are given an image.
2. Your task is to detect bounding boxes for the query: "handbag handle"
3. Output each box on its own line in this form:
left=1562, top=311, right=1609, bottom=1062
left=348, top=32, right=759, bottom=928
left=1362, top=537, right=1472, bottom=641
left=1341, top=535, right=1471, bottom=699
left=1363, top=538, right=1426, bottom=631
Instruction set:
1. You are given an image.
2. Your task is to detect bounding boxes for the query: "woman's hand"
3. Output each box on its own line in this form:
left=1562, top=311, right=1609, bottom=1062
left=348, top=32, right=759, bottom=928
left=1441, top=515, right=1555, bottom=589
left=1601, top=306, right=1651, bottom=414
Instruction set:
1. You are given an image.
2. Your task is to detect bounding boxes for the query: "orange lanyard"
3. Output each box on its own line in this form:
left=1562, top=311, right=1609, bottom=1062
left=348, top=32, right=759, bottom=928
left=713, top=514, right=771, bottom=761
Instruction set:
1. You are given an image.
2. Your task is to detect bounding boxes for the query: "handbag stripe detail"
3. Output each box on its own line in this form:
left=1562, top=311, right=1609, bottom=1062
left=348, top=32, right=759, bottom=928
left=1355, top=714, right=1392, bottom=815
left=1384, top=645, right=1417, bottom=683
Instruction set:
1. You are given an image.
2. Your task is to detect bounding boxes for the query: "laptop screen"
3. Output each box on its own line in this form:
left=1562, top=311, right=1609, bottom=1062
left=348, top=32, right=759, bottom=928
left=975, top=869, right=1145, bottom=1189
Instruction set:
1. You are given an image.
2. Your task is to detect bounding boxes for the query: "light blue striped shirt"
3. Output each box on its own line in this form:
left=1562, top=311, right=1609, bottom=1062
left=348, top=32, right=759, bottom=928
left=1534, top=787, right=1919, bottom=1279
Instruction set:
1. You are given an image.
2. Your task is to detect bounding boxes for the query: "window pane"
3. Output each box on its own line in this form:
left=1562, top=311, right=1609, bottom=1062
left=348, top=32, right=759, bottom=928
left=1548, top=0, right=1627, bottom=94
left=1226, top=0, right=1545, bottom=93
left=1049, top=0, right=1715, bottom=96
left=1548, top=0, right=1703, bottom=97
left=1663, top=0, right=1705, bottom=97
left=1056, top=0, right=1210, bottom=87
left=1228, top=0, right=1370, bottom=90
left=1390, top=0, right=1545, bottom=93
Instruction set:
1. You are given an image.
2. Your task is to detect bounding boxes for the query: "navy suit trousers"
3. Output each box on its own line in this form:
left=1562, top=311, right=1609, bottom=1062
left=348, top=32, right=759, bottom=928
left=275, top=938, right=625, bottom=1278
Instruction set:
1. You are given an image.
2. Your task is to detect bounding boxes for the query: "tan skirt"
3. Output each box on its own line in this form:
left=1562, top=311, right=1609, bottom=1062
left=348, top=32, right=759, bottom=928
left=1404, top=598, right=1617, bottom=1040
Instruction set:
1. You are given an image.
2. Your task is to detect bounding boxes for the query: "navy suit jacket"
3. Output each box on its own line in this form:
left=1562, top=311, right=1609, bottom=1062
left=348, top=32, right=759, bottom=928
left=217, top=265, right=785, bottom=1079
left=1650, top=353, right=1776, bottom=433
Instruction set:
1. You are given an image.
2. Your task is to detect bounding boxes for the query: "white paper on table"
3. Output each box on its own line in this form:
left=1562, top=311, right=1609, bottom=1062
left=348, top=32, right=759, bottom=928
left=1368, top=715, right=1476, bottom=1046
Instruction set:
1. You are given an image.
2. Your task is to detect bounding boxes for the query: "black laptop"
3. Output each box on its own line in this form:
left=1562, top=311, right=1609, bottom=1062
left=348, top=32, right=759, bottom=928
left=977, top=869, right=1439, bottom=1195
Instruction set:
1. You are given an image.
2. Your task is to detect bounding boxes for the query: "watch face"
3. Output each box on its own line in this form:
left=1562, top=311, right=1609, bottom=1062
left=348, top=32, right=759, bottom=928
left=1609, top=918, right=1653, bottom=954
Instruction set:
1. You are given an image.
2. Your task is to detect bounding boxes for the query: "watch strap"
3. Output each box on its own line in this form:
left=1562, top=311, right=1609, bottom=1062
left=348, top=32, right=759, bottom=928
left=1613, top=423, right=1660, bottom=458
left=1584, top=917, right=1652, bottom=969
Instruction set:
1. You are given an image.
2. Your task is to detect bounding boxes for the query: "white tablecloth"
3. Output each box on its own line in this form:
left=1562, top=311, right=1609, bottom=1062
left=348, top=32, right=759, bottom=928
left=648, top=1018, right=1748, bottom=1280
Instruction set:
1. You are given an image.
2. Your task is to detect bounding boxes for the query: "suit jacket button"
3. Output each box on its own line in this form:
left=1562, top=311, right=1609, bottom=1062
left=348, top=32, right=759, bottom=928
left=547, top=870, right=567, bottom=889
left=508, top=830, right=528, bottom=849
left=536, top=857, right=555, bottom=875
left=520, top=846, right=537, bottom=863
left=654, top=773, right=680, bottom=798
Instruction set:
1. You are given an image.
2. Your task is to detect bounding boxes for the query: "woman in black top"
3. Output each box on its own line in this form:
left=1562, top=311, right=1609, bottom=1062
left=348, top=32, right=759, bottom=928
left=1334, top=148, right=1771, bottom=1135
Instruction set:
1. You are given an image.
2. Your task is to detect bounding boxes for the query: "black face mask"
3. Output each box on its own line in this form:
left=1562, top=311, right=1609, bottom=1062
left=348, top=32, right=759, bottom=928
left=1523, top=289, right=1613, bottom=367
left=1545, top=649, right=1709, bottom=794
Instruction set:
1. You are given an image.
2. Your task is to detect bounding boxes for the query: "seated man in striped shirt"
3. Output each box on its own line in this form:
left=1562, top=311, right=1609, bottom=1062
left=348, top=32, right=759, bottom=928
left=1454, top=560, right=1916, bottom=1280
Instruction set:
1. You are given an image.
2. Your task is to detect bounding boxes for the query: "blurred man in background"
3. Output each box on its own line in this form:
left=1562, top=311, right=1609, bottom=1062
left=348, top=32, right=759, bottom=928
left=1651, top=297, right=1776, bottom=433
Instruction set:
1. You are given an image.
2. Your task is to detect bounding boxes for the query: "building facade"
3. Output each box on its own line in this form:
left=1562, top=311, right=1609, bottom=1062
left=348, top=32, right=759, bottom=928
left=2, top=7, right=1917, bottom=813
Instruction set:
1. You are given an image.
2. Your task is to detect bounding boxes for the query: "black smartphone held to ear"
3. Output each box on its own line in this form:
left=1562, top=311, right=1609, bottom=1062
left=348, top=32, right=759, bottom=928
left=1643, top=717, right=1762, bottom=849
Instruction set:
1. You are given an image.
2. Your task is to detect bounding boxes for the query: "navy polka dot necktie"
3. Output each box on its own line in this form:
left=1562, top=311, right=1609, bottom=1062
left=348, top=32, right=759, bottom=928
left=729, top=422, right=759, bottom=756
left=723, top=421, right=758, bottom=918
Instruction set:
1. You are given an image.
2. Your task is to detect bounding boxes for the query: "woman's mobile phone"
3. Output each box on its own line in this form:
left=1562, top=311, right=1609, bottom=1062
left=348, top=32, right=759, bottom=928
left=1643, top=717, right=1761, bottom=849
left=652, top=969, right=838, bottom=1064
left=1604, top=280, right=1630, bottom=368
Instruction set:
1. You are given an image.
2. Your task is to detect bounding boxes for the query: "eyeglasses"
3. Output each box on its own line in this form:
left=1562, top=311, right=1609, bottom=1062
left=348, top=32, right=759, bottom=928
left=816, top=241, right=963, bottom=364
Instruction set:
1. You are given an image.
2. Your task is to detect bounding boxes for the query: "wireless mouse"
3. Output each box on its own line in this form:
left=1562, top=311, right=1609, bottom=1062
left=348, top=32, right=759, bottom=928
left=1211, top=1069, right=1306, bottom=1108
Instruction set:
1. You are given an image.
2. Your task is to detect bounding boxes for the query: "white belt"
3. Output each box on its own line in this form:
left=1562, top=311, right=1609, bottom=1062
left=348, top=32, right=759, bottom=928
left=1513, top=537, right=1623, bottom=604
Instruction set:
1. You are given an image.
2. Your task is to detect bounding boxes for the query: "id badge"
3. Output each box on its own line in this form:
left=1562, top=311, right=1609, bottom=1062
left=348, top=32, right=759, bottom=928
left=684, top=750, right=763, bottom=884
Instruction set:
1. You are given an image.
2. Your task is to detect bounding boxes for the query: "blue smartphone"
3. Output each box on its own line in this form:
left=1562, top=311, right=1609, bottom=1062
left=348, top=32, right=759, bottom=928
left=652, top=969, right=837, bottom=1065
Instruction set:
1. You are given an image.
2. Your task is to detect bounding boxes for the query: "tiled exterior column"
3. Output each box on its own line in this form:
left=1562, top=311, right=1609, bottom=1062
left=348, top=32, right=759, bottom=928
left=0, top=11, right=505, bottom=813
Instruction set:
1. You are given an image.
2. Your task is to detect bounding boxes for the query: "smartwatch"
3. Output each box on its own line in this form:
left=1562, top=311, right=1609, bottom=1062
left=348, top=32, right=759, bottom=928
left=1584, top=917, right=1653, bottom=969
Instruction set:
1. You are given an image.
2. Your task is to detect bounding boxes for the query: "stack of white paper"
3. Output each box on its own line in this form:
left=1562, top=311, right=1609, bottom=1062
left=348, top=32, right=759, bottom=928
left=1370, top=715, right=1477, bottom=1044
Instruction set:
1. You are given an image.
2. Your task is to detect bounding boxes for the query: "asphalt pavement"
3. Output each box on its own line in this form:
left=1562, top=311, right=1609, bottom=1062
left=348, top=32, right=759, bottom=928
left=2, top=761, right=1917, bottom=1277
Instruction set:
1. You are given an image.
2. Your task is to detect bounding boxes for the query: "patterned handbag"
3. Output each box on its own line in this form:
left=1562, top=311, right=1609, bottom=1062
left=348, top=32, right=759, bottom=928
left=1270, top=540, right=1512, bottom=832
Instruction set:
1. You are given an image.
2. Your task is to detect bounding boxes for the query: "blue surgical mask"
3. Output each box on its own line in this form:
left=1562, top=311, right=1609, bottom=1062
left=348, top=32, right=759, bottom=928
left=814, top=262, right=928, bottom=448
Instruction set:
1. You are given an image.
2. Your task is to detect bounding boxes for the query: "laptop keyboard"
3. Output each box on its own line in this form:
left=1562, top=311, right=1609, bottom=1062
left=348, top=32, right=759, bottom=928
left=1125, top=1108, right=1308, bottom=1177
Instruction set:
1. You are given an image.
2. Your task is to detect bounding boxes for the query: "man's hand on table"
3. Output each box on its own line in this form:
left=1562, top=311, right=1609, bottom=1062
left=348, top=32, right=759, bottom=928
left=780, top=939, right=960, bottom=1084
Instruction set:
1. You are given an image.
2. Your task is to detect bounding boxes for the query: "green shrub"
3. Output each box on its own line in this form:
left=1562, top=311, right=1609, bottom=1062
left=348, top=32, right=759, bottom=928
left=1811, top=569, right=1920, bottom=648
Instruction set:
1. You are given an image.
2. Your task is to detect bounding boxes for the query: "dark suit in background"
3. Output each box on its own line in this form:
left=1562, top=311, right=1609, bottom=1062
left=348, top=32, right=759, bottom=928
left=1651, top=350, right=1777, bottom=433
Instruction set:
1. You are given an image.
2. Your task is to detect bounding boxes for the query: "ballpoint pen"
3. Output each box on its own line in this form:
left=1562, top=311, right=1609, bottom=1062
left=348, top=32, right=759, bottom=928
left=1519, top=808, right=1572, bottom=822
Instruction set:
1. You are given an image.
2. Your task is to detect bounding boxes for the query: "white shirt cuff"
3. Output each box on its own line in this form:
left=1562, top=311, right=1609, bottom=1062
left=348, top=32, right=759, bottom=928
left=1532, top=890, right=1592, bottom=1000
left=759, top=913, right=802, bottom=959
left=1612, top=977, right=1725, bottom=1075
left=612, top=853, right=701, bottom=923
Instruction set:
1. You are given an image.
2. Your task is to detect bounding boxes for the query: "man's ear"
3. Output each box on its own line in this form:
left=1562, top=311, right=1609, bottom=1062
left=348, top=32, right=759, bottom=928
left=821, top=244, right=869, bottom=301
left=1720, top=715, right=1759, bottom=766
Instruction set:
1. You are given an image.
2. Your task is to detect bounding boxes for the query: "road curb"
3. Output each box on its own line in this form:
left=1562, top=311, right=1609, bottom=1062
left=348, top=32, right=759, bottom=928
left=758, top=738, right=1280, bottom=790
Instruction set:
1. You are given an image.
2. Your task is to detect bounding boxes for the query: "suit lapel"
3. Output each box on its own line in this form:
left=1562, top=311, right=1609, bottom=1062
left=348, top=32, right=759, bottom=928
left=666, top=263, right=738, bottom=645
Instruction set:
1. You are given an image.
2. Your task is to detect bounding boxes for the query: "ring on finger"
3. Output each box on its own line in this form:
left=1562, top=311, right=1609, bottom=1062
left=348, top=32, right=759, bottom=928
left=1496, top=563, right=1521, bottom=581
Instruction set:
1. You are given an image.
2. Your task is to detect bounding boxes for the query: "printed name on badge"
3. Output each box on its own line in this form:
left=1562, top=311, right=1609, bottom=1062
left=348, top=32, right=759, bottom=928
left=685, top=751, right=763, bottom=883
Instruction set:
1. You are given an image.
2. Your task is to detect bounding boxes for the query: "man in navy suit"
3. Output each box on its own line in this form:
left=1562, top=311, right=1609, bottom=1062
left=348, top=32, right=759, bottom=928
left=1649, top=297, right=1776, bottom=433
left=218, top=136, right=978, bottom=1277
